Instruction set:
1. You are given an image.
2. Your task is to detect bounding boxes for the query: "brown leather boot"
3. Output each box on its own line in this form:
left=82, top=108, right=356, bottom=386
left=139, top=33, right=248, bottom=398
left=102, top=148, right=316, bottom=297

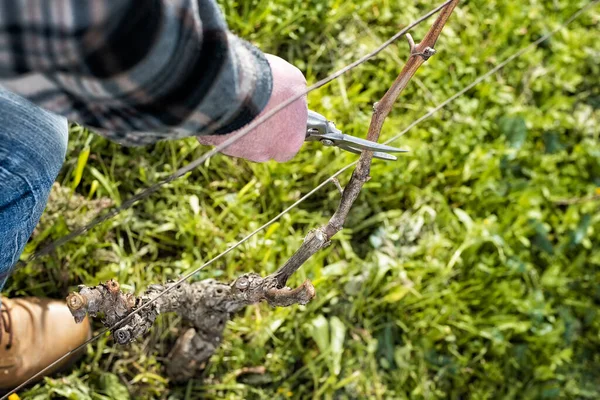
left=0, top=297, right=92, bottom=390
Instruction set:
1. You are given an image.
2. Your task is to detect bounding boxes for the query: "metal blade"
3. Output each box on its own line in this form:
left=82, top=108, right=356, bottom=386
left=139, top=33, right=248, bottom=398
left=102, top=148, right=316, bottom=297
left=337, top=143, right=399, bottom=161
left=338, top=134, right=408, bottom=153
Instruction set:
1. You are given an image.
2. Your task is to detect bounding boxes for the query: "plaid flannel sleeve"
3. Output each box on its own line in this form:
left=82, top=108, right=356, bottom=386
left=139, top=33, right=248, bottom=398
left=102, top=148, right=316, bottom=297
left=0, top=0, right=273, bottom=145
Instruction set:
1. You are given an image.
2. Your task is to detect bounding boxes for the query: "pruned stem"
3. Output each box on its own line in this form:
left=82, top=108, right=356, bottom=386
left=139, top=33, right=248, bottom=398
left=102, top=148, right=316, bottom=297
left=66, top=0, right=459, bottom=382
left=269, top=0, right=460, bottom=288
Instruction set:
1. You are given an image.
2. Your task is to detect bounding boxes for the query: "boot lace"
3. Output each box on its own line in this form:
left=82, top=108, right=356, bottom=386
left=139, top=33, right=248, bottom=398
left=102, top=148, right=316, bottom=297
left=0, top=301, right=13, bottom=349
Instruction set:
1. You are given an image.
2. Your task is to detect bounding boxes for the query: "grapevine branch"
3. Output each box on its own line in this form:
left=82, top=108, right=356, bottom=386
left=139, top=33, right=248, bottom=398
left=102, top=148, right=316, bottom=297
left=66, top=0, right=459, bottom=382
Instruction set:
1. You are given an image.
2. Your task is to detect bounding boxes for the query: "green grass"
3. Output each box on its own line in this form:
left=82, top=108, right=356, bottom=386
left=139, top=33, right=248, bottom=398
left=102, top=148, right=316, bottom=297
left=4, top=0, right=600, bottom=399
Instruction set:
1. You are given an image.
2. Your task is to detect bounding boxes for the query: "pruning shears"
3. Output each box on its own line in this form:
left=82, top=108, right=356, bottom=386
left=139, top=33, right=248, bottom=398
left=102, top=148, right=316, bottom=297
left=306, top=110, right=407, bottom=161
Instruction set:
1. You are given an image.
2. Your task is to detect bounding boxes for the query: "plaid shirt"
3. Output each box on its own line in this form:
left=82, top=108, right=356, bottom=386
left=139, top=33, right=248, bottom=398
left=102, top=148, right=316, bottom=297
left=0, top=0, right=273, bottom=145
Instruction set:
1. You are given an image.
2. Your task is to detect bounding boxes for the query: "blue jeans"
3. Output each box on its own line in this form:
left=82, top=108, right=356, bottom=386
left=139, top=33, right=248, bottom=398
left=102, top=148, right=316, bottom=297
left=0, top=87, right=68, bottom=291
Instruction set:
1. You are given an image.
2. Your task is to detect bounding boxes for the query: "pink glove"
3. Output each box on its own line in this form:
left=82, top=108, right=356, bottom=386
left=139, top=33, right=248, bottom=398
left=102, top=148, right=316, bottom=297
left=197, top=54, right=308, bottom=162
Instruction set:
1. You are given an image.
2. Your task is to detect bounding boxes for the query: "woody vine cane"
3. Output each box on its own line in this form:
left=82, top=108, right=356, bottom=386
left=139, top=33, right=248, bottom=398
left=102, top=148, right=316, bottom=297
left=64, top=0, right=460, bottom=382
left=2, top=2, right=458, bottom=395
left=14, top=0, right=456, bottom=268
left=3, top=0, right=598, bottom=396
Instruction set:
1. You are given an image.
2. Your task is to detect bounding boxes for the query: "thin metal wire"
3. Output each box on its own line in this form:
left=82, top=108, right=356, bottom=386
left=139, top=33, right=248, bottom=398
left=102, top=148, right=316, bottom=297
left=1, top=4, right=453, bottom=396
left=382, top=2, right=600, bottom=146
left=0, top=165, right=357, bottom=400
left=15, top=0, right=454, bottom=269
left=3, top=1, right=597, bottom=397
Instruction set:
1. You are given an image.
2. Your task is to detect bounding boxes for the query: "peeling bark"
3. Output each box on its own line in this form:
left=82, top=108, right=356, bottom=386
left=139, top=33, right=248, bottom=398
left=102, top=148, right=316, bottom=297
left=67, top=274, right=315, bottom=381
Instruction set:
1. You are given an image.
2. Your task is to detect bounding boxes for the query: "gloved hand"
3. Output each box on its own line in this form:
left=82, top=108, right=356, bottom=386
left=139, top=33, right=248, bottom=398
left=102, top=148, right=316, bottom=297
left=197, top=54, right=308, bottom=162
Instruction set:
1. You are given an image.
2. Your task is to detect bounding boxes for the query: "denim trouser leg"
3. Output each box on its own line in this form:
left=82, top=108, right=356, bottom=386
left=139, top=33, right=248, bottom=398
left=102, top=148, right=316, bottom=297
left=0, top=87, right=68, bottom=291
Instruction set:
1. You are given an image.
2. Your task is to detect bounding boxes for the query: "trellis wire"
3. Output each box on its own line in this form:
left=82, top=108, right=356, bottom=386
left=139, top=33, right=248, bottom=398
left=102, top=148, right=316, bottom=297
left=2, top=3, right=453, bottom=396
left=3, top=1, right=597, bottom=397
left=16, top=0, right=454, bottom=268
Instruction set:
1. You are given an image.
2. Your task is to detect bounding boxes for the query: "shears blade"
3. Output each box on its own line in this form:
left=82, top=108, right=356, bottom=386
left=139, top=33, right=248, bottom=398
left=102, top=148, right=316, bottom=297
left=306, top=110, right=407, bottom=160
